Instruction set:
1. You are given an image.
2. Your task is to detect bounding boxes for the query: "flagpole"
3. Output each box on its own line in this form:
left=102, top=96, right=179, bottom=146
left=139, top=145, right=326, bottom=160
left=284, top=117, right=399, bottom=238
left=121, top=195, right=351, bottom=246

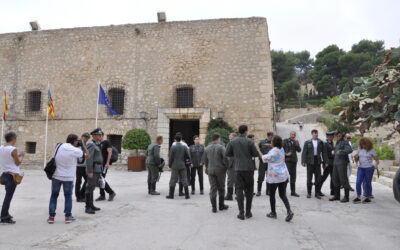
left=43, top=83, right=50, bottom=168
left=1, top=87, right=5, bottom=145
left=95, top=80, right=100, bottom=128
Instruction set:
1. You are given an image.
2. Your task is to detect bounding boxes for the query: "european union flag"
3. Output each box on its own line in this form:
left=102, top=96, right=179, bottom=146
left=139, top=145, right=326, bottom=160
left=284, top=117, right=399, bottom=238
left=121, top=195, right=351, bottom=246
left=98, top=84, right=118, bottom=115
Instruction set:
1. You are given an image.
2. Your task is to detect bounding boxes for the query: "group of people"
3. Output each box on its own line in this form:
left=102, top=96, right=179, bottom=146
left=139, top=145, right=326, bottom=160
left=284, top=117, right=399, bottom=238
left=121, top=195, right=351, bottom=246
left=0, top=128, right=118, bottom=224
left=147, top=125, right=380, bottom=222
left=0, top=123, right=380, bottom=224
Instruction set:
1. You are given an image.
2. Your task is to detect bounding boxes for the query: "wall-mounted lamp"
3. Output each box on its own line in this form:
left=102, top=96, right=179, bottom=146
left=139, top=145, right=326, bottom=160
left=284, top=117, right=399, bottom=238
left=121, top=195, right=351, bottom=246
left=217, top=111, right=225, bottom=119
left=139, top=111, right=150, bottom=128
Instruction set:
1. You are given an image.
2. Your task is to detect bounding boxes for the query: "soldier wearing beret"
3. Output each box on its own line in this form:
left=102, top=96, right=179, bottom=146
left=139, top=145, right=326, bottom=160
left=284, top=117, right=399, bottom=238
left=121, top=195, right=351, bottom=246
left=84, top=128, right=104, bottom=214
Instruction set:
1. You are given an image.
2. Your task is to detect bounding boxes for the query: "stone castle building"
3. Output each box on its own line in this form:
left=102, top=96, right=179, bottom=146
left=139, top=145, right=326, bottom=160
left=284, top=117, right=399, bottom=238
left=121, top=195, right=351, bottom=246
left=0, top=14, right=275, bottom=164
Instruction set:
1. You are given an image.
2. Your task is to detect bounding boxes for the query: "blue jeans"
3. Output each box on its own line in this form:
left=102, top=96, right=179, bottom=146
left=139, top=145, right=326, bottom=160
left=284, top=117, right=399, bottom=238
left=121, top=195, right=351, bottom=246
left=1, top=173, right=17, bottom=220
left=49, top=179, right=74, bottom=217
left=356, top=167, right=374, bottom=197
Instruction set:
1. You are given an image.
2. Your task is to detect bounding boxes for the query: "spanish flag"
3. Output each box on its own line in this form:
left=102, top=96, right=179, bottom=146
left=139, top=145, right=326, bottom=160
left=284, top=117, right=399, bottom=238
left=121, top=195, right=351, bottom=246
left=3, top=90, right=7, bottom=121
left=48, top=89, right=55, bottom=120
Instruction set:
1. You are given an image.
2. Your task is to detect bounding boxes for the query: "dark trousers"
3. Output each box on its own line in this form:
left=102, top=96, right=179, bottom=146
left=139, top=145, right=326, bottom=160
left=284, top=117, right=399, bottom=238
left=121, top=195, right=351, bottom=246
left=49, top=179, right=73, bottom=217
left=269, top=181, right=291, bottom=214
left=100, top=168, right=115, bottom=196
left=332, top=163, right=351, bottom=190
left=306, top=157, right=322, bottom=194
left=226, top=168, right=235, bottom=188
left=147, top=164, right=159, bottom=186
left=179, top=167, right=191, bottom=192
left=235, top=171, right=254, bottom=213
left=85, top=173, right=101, bottom=209
left=75, top=167, right=87, bottom=199
left=190, top=166, right=204, bottom=191
left=208, top=172, right=226, bottom=199
left=321, top=164, right=334, bottom=195
left=257, top=163, right=267, bottom=186
left=170, top=168, right=189, bottom=187
left=1, top=173, right=17, bottom=220
left=286, top=161, right=297, bottom=193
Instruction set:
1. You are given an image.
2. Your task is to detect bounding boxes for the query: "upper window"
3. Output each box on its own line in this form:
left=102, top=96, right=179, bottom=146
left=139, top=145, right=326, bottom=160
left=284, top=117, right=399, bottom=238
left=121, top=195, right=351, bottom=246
left=176, top=87, right=193, bottom=108
left=108, top=134, right=122, bottom=153
left=108, top=88, right=125, bottom=115
left=26, top=91, right=42, bottom=113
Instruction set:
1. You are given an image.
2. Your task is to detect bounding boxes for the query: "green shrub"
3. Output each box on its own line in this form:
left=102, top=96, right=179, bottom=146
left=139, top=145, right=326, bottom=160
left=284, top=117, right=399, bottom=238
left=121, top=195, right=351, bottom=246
left=205, top=128, right=232, bottom=146
left=374, top=144, right=395, bottom=160
left=208, top=118, right=233, bottom=132
left=122, top=129, right=151, bottom=152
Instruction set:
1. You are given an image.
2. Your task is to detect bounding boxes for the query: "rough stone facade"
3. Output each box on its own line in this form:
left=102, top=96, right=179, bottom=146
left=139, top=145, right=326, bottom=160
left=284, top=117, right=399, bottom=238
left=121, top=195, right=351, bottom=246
left=0, top=17, right=275, bottom=164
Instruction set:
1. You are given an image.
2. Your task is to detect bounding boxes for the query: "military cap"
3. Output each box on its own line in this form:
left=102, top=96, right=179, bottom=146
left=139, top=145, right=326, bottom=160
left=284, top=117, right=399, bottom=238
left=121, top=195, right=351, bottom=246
left=90, top=128, right=104, bottom=135
left=326, top=131, right=335, bottom=136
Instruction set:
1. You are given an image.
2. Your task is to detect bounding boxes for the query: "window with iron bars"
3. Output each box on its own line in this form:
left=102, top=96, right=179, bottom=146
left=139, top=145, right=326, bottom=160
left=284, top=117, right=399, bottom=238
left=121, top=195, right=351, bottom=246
left=108, top=88, right=125, bottom=115
left=176, top=87, right=193, bottom=108
left=25, top=91, right=42, bottom=114
left=107, top=134, right=122, bottom=153
left=25, top=142, right=37, bottom=154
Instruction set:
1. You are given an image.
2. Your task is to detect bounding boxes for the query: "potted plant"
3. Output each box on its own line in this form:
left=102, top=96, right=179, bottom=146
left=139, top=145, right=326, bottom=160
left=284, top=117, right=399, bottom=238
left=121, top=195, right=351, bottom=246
left=122, top=129, right=151, bottom=171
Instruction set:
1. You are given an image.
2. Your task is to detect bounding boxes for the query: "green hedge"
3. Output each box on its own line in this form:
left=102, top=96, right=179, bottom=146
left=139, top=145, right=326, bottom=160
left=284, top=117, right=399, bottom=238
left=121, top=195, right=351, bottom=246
left=122, top=129, right=151, bottom=150
left=205, top=128, right=232, bottom=146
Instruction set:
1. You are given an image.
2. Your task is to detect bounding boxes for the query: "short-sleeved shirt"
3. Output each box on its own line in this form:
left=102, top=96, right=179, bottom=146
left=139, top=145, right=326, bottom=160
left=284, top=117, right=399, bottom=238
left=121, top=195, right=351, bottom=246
left=0, top=145, right=20, bottom=174
left=262, top=147, right=290, bottom=184
left=54, top=143, right=84, bottom=181
left=357, top=149, right=377, bottom=168
left=101, top=140, right=112, bottom=165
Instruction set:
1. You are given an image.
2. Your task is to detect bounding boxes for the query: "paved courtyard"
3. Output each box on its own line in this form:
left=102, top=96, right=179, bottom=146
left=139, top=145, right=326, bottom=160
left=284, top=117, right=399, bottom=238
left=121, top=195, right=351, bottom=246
left=0, top=123, right=399, bottom=250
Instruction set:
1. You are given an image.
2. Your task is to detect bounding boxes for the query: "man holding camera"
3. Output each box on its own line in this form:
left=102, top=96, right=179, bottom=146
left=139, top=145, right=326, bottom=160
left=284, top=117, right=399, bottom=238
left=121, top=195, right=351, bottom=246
left=85, top=128, right=104, bottom=214
left=48, top=134, right=89, bottom=224
left=146, top=136, right=163, bottom=195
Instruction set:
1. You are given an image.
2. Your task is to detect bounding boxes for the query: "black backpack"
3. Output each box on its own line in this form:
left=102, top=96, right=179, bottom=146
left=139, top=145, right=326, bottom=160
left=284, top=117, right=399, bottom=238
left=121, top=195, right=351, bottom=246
left=44, top=143, right=62, bottom=180
left=110, top=146, right=119, bottom=164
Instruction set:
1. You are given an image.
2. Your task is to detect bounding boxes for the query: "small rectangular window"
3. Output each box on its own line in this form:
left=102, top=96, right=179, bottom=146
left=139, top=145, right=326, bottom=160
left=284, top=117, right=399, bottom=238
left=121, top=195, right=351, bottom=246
left=176, top=87, right=193, bottom=108
left=26, top=142, right=37, bottom=154
left=109, top=88, right=125, bottom=115
left=26, top=91, right=42, bottom=114
left=107, top=135, right=122, bottom=153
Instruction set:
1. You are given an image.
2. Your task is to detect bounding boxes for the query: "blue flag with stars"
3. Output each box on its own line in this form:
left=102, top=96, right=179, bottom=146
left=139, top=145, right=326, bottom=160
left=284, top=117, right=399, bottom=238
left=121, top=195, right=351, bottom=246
left=98, top=84, right=118, bottom=115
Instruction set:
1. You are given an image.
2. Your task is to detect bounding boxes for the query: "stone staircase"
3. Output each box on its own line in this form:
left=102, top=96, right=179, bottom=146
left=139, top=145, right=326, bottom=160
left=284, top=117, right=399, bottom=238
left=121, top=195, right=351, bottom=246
left=352, top=165, right=398, bottom=188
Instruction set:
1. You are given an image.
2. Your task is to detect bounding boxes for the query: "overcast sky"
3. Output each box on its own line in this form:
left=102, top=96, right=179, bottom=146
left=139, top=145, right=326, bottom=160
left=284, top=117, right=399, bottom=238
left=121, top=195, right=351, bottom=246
left=1, top=0, right=399, bottom=57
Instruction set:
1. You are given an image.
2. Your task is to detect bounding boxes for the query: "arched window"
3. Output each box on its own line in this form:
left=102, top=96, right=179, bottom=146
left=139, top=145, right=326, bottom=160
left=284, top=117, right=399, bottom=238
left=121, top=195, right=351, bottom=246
left=176, top=87, right=193, bottom=108
left=25, top=90, right=42, bottom=113
left=108, top=88, right=125, bottom=115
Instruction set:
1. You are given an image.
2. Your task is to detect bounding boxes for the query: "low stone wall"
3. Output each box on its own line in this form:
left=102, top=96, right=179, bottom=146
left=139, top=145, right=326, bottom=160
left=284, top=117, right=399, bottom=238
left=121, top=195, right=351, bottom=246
left=278, top=107, right=324, bottom=122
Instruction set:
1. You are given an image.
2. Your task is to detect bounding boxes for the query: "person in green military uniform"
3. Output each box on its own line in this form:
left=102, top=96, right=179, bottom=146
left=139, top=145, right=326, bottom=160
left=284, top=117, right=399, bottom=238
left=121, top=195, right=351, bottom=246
left=226, top=125, right=261, bottom=220
left=329, top=131, right=353, bottom=203
left=146, top=136, right=163, bottom=195
left=257, top=132, right=273, bottom=196
left=283, top=131, right=301, bottom=197
left=203, top=133, right=229, bottom=213
left=224, top=133, right=237, bottom=200
left=301, top=129, right=327, bottom=199
left=189, top=136, right=205, bottom=195
left=85, top=128, right=104, bottom=214
left=166, top=134, right=191, bottom=199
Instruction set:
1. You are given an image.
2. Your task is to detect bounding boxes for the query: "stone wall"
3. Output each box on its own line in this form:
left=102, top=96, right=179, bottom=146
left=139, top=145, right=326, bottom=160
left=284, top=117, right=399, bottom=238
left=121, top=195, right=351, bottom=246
left=0, top=17, right=275, bottom=164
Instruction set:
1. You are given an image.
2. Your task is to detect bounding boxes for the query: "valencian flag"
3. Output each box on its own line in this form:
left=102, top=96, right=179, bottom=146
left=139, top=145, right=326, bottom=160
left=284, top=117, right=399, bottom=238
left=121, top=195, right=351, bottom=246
left=3, top=90, right=8, bottom=121
left=99, top=84, right=117, bottom=115
left=48, top=89, right=55, bottom=120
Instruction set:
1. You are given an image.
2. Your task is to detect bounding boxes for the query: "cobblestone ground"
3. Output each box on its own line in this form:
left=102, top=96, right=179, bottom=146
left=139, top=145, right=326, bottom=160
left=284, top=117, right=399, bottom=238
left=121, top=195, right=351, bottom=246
left=0, top=123, right=399, bottom=250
